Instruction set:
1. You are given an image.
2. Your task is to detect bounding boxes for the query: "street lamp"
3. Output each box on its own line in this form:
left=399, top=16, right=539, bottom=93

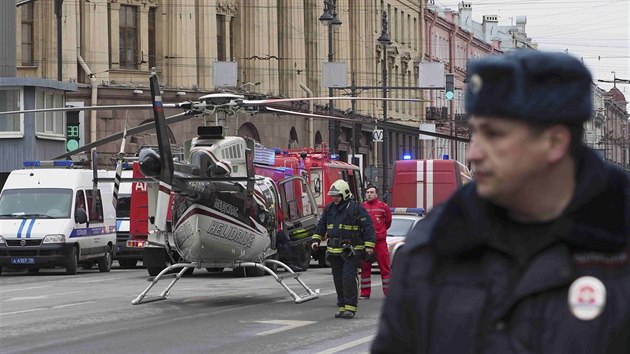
left=320, top=0, right=342, bottom=153
left=377, top=11, right=391, bottom=202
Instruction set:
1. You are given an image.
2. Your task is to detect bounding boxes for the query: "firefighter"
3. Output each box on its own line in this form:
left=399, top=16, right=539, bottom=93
left=359, top=184, right=392, bottom=299
left=311, top=179, right=376, bottom=319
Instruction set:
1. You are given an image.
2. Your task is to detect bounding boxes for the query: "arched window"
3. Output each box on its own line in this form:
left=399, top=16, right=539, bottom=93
left=238, top=122, right=261, bottom=142
left=314, top=131, right=322, bottom=149
left=289, top=127, right=299, bottom=148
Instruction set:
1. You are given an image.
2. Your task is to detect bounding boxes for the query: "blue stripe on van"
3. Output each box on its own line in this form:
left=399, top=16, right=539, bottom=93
left=16, top=219, right=28, bottom=239
left=26, top=219, right=36, bottom=238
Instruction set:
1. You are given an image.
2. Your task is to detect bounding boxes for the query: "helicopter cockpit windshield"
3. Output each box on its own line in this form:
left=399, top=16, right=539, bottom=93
left=189, top=149, right=232, bottom=178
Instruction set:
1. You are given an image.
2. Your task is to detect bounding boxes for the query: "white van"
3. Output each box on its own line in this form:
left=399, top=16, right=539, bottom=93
left=0, top=161, right=116, bottom=275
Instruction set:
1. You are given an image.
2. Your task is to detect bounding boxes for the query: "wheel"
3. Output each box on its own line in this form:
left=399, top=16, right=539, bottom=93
left=292, top=244, right=311, bottom=271
left=81, top=262, right=93, bottom=270
left=233, top=266, right=265, bottom=277
left=147, top=266, right=163, bottom=276
left=118, top=259, right=138, bottom=269
left=28, top=268, right=40, bottom=274
left=66, top=246, right=78, bottom=275
left=0, top=266, right=2, bottom=275
left=181, top=267, right=194, bottom=277
left=206, top=267, right=223, bottom=272
left=98, top=246, right=113, bottom=272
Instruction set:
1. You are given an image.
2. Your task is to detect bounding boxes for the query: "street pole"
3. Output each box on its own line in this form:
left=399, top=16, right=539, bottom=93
left=55, top=0, right=64, bottom=81
left=320, top=0, right=341, bottom=154
left=328, top=22, right=335, bottom=153
left=377, top=11, right=391, bottom=203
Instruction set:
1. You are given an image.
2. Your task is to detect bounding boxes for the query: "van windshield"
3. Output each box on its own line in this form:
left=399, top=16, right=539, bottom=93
left=0, top=188, right=73, bottom=218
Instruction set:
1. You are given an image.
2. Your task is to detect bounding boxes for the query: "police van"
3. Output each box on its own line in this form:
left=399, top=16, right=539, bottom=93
left=0, top=160, right=116, bottom=275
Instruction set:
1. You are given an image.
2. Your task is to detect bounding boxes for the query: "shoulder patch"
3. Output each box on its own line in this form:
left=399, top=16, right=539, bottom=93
left=572, top=250, right=629, bottom=268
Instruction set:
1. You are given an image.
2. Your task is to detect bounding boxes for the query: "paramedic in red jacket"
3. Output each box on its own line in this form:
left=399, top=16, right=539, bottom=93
left=360, top=184, right=392, bottom=298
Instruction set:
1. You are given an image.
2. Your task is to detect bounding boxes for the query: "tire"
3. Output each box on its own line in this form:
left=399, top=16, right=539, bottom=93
left=182, top=267, right=194, bottom=277
left=293, top=244, right=311, bottom=271
left=118, top=259, right=138, bottom=269
left=0, top=266, right=2, bottom=275
left=81, top=262, right=93, bottom=270
left=66, top=246, right=78, bottom=275
left=98, top=246, right=113, bottom=272
left=147, top=266, right=163, bottom=276
left=233, top=266, right=265, bottom=277
left=28, top=268, right=40, bottom=274
left=206, top=267, right=223, bottom=272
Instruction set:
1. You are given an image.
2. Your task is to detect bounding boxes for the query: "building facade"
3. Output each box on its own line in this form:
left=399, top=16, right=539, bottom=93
left=11, top=1, right=624, bottom=191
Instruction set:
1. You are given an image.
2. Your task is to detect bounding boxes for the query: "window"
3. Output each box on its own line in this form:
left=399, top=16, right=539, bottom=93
left=0, top=89, right=22, bottom=136
left=86, top=189, right=104, bottom=222
left=35, top=90, right=65, bottom=138
left=21, top=2, right=34, bottom=66
left=119, top=5, right=138, bottom=69
left=217, top=14, right=226, bottom=61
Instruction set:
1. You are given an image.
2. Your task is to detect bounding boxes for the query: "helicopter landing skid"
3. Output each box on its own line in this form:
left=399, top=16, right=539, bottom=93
left=239, top=259, right=320, bottom=304
left=132, top=262, right=198, bottom=305
left=131, top=260, right=319, bottom=305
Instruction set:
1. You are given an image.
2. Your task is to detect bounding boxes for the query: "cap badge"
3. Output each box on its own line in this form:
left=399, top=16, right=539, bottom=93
left=469, top=74, right=483, bottom=94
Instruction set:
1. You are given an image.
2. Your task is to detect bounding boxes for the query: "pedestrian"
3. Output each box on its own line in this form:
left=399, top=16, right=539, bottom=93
left=359, top=184, right=392, bottom=299
left=372, top=50, right=630, bottom=353
left=312, top=179, right=376, bottom=319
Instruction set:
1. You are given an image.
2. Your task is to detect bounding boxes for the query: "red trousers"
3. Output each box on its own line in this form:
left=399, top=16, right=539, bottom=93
left=360, top=239, right=390, bottom=297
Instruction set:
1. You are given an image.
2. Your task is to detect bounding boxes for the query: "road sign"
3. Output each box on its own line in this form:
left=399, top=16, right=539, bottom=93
left=372, top=129, right=383, bottom=143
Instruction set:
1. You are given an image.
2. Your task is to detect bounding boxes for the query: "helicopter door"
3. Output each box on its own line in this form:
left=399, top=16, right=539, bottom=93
left=277, top=176, right=320, bottom=241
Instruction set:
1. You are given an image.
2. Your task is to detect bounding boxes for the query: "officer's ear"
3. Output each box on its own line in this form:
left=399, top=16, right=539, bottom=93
left=544, top=124, right=571, bottom=164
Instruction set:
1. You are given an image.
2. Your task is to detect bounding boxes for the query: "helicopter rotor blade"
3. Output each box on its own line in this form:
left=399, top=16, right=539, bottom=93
left=0, top=103, right=182, bottom=116
left=112, top=110, right=130, bottom=209
left=263, top=107, right=355, bottom=122
left=52, top=110, right=196, bottom=160
left=148, top=70, right=175, bottom=232
left=242, top=96, right=430, bottom=106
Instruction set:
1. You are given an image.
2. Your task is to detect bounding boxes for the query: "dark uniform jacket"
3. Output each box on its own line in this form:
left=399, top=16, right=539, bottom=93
left=313, top=199, right=376, bottom=253
left=372, top=149, right=630, bottom=354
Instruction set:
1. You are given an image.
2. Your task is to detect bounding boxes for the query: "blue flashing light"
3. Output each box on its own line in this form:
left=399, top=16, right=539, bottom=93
left=402, top=154, right=412, bottom=160
left=390, top=207, right=426, bottom=216
left=53, top=160, right=74, bottom=167
left=273, top=148, right=282, bottom=155
left=23, top=160, right=74, bottom=167
left=283, top=150, right=289, bottom=155
left=330, top=154, right=340, bottom=160
left=442, top=154, right=449, bottom=160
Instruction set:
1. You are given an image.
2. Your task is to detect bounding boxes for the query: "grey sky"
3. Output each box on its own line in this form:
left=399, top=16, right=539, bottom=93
left=438, top=0, right=629, bottom=106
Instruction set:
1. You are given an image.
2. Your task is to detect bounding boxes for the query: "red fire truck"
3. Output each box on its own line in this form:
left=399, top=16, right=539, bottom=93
left=390, top=158, right=473, bottom=211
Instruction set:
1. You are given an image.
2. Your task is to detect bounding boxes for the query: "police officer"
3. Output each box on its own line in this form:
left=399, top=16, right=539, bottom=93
left=312, top=179, right=376, bottom=319
left=372, top=51, right=630, bottom=353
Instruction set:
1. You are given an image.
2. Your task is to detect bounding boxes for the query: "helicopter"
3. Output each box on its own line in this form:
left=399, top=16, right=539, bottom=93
left=0, top=68, right=434, bottom=304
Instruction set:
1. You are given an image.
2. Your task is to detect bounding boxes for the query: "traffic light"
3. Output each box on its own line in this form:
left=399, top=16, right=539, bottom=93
left=66, top=110, right=80, bottom=152
left=445, top=73, right=455, bottom=100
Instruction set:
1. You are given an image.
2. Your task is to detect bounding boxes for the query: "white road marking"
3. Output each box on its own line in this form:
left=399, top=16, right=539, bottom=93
left=4, top=291, right=81, bottom=302
left=0, top=308, right=45, bottom=316
left=314, top=335, right=375, bottom=354
left=53, top=301, right=95, bottom=309
left=254, top=320, right=316, bottom=336
left=0, top=286, right=50, bottom=293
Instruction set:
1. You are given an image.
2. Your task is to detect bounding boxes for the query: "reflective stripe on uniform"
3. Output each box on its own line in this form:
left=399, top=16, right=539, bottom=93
left=364, top=241, right=376, bottom=248
left=345, top=304, right=357, bottom=312
left=312, top=234, right=323, bottom=241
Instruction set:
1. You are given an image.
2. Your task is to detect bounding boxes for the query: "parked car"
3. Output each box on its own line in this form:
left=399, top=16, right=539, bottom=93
left=387, top=208, right=426, bottom=265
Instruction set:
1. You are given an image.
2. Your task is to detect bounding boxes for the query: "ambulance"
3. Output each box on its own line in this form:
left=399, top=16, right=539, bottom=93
left=0, top=160, right=116, bottom=275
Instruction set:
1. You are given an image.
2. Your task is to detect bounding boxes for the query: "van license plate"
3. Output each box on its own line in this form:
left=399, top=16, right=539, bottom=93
left=10, top=257, right=35, bottom=265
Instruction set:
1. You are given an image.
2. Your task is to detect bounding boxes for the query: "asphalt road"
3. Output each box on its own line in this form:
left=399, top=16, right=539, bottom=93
left=0, top=262, right=386, bottom=354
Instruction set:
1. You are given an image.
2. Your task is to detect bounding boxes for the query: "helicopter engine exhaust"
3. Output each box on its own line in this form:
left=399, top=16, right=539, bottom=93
left=138, top=148, right=162, bottom=177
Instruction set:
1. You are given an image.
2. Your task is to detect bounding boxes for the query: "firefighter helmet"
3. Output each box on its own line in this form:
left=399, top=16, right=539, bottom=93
left=328, top=179, right=352, bottom=200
